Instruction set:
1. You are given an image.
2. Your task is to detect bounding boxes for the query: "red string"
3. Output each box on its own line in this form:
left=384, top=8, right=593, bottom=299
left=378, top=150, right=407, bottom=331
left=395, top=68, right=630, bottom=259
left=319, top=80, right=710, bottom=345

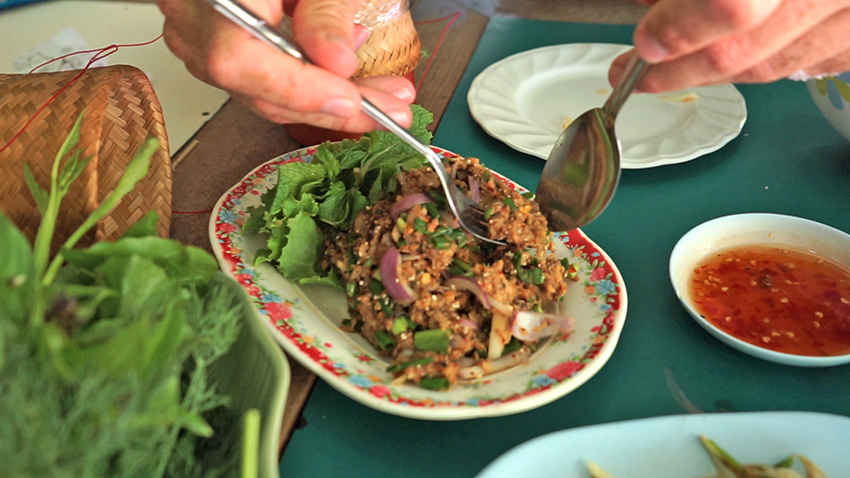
left=413, top=12, right=461, bottom=92
left=0, top=34, right=163, bottom=155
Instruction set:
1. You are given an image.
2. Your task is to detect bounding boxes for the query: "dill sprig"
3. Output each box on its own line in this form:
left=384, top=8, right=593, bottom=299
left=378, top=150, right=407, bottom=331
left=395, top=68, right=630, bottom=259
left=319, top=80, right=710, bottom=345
left=0, top=111, right=247, bottom=477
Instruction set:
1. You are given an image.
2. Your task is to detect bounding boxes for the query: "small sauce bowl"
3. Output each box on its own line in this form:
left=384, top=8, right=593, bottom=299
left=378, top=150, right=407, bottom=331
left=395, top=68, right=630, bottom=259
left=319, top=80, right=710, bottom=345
left=669, top=213, right=850, bottom=367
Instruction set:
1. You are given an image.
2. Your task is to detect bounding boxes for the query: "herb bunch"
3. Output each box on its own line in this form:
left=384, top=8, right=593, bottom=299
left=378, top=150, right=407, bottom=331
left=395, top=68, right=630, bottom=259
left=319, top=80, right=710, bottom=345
left=243, top=104, right=434, bottom=287
left=0, top=113, right=247, bottom=478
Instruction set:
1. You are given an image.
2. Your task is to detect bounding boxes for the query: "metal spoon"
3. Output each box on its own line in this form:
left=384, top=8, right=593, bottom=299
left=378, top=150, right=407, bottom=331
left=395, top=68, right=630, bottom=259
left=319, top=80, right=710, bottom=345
left=535, top=52, right=647, bottom=232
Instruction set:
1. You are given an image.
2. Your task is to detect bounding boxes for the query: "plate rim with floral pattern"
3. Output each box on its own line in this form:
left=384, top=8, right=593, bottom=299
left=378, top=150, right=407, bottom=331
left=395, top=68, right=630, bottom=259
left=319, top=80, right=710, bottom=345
left=209, top=144, right=629, bottom=420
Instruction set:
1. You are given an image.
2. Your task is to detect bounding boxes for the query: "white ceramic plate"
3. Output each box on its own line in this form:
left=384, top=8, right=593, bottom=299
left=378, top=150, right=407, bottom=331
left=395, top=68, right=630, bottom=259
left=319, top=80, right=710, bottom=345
left=669, top=213, right=850, bottom=367
left=475, top=411, right=850, bottom=478
left=467, top=43, right=747, bottom=169
left=209, top=145, right=628, bottom=420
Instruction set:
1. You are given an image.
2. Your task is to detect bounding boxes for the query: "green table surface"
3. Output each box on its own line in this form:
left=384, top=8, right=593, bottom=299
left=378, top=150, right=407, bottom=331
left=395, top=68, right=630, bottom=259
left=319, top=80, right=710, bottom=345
left=279, top=18, right=850, bottom=478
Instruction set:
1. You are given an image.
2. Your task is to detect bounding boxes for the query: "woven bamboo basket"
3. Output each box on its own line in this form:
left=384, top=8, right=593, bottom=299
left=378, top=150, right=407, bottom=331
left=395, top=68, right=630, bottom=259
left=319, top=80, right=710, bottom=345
left=0, top=65, right=172, bottom=252
left=281, top=0, right=421, bottom=145
left=353, top=0, right=421, bottom=79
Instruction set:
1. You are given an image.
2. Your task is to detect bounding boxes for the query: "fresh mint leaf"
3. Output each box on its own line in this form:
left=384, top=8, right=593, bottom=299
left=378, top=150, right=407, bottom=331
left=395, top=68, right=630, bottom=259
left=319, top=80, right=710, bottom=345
left=350, top=188, right=369, bottom=221
left=313, top=145, right=341, bottom=181
left=368, top=175, right=384, bottom=204
left=409, top=104, right=434, bottom=145
left=277, top=212, right=323, bottom=280
left=317, top=181, right=350, bottom=227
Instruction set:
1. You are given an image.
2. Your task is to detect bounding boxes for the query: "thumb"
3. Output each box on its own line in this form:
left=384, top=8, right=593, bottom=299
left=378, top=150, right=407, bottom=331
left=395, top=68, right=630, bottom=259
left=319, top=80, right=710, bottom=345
left=291, top=0, right=361, bottom=78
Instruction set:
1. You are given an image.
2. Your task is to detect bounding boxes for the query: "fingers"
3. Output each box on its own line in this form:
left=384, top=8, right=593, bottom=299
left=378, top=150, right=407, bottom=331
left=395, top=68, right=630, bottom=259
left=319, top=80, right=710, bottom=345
left=289, top=0, right=362, bottom=77
left=633, top=0, right=783, bottom=64
left=234, top=75, right=416, bottom=132
left=614, top=0, right=850, bottom=92
left=730, top=8, right=850, bottom=83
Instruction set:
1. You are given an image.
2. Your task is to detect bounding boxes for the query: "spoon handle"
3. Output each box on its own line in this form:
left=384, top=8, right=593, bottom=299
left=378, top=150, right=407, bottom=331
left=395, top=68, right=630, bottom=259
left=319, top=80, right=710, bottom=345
left=603, top=52, right=647, bottom=120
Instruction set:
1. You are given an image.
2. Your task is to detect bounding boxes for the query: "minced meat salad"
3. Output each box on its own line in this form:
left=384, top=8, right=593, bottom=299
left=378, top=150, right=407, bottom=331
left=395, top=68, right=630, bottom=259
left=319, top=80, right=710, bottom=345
left=246, top=107, right=576, bottom=391
left=326, top=156, right=574, bottom=390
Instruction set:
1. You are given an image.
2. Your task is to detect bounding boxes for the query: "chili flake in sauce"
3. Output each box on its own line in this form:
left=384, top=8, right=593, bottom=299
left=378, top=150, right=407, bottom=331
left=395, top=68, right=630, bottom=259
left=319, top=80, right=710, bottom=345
left=689, top=245, right=850, bottom=357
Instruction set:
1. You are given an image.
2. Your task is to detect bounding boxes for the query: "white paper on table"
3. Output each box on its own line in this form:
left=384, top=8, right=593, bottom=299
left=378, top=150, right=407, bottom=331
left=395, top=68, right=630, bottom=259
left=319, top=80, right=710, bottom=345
left=0, top=0, right=231, bottom=154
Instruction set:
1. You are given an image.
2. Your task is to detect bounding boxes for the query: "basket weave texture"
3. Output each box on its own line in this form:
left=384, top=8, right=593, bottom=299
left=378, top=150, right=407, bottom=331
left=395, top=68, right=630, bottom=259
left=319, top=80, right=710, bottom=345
left=353, top=0, right=421, bottom=78
left=0, top=65, right=172, bottom=251
left=279, top=0, right=420, bottom=79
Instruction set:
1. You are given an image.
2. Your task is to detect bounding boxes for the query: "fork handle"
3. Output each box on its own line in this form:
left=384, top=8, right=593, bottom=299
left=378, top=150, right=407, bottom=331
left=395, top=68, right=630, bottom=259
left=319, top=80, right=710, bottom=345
left=603, top=52, right=647, bottom=120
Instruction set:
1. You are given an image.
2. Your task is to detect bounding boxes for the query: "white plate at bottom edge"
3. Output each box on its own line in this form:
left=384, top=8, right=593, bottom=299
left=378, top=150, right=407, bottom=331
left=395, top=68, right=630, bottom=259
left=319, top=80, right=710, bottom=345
left=209, top=144, right=628, bottom=420
left=476, top=411, right=850, bottom=478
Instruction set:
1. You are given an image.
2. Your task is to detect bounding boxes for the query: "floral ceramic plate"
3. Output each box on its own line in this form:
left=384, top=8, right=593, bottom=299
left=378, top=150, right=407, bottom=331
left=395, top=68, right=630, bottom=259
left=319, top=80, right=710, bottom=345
left=209, top=145, right=629, bottom=420
left=468, top=43, right=747, bottom=169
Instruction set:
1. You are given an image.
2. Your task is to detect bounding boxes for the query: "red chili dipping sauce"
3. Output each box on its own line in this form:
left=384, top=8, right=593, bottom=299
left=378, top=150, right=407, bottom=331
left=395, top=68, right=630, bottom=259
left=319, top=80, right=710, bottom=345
left=689, top=245, right=850, bottom=356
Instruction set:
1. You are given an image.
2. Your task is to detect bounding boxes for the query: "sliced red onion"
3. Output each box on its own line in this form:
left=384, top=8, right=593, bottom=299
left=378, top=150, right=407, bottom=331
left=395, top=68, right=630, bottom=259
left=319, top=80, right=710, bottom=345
left=445, top=276, right=490, bottom=309
left=380, top=247, right=418, bottom=305
left=468, top=176, right=480, bottom=203
left=390, top=194, right=433, bottom=220
left=458, top=318, right=480, bottom=331
left=511, top=311, right=575, bottom=341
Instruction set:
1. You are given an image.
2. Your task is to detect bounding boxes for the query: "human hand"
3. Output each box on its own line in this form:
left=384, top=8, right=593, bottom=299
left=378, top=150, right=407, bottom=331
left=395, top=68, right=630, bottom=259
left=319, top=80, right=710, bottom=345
left=157, top=0, right=416, bottom=131
left=610, top=0, right=850, bottom=92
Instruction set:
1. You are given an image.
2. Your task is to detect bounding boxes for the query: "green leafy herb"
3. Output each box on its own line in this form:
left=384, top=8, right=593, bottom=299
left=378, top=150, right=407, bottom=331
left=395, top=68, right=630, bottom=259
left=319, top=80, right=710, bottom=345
left=0, top=111, right=250, bottom=478
left=245, top=105, right=434, bottom=287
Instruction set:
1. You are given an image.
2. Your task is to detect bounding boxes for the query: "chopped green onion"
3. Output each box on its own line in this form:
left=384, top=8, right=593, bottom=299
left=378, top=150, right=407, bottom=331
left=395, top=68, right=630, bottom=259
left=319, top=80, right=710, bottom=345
left=774, top=456, right=795, bottom=468
left=413, top=329, right=450, bottom=352
left=530, top=268, right=545, bottom=284
left=346, top=282, right=357, bottom=297
left=341, top=318, right=352, bottom=327
left=391, top=317, right=408, bottom=335
left=483, top=206, right=494, bottom=220
left=430, top=235, right=452, bottom=249
left=404, top=316, right=417, bottom=329
left=503, top=197, right=517, bottom=211
left=373, top=330, right=395, bottom=351
left=397, top=239, right=407, bottom=247
left=427, top=189, right=447, bottom=206
left=502, top=337, right=522, bottom=355
left=424, top=202, right=440, bottom=219
left=520, top=191, right=535, bottom=200
left=396, top=217, right=407, bottom=230
left=386, top=357, right=434, bottom=373
left=451, top=258, right=472, bottom=272
left=413, top=218, right=429, bottom=234
left=362, top=257, right=373, bottom=268
left=560, top=257, right=570, bottom=269
left=379, top=299, right=393, bottom=318
left=367, top=279, right=384, bottom=295
left=482, top=170, right=491, bottom=182
left=418, top=376, right=450, bottom=390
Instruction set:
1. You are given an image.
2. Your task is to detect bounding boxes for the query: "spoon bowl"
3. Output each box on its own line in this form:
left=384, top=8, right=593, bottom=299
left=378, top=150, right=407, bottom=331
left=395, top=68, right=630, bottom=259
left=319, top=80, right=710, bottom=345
left=536, top=54, right=646, bottom=232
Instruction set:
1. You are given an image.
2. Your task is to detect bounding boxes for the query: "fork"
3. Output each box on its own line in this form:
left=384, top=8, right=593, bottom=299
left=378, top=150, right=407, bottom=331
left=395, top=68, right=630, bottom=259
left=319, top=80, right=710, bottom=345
left=206, top=0, right=504, bottom=246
